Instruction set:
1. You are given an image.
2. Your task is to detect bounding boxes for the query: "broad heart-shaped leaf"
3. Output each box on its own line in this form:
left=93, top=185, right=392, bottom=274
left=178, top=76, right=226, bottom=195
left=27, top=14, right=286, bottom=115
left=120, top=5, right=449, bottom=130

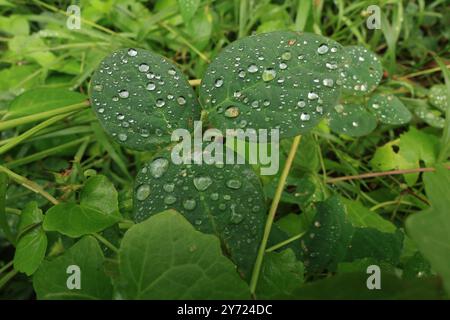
left=199, top=31, right=347, bottom=138
left=284, top=273, right=442, bottom=300
left=328, top=103, right=377, bottom=137
left=340, top=45, right=383, bottom=96
left=368, top=94, right=411, bottom=125
left=13, top=202, right=47, bottom=276
left=4, top=87, right=86, bottom=120
left=44, top=175, right=121, bottom=237
left=406, top=166, right=450, bottom=295
left=177, top=0, right=200, bottom=23
left=255, top=249, right=304, bottom=299
left=117, top=210, right=250, bottom=299
left=133, top=152, right=266, bottom=278
left=89, top=48, right=199, bottom=151
left=33, top=236, right=113, bottom=300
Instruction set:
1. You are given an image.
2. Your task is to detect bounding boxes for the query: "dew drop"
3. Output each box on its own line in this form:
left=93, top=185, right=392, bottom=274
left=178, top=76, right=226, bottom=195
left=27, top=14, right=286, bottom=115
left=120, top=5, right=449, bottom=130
left=149, top=158, right=169, bottom=178
left=247, top=64, right=258, bottom=73
left=146, top=82, right=156, bottom=91
left=226, top=179, right=242, bottom=189
left=322, top=78, right=334, bottom=87
left=262, top=68, right=276, bottom=82
left=193, top=176, right=212, bottom=191
left=118, top=133, right=128, bottom=141
left=177, top=96, right=186, bottom=105
left=136, top=184, right=150, bottom=201
left=164, top=195, right=177, bottom=205
left=300, top=112, right=310, bottom=121
left=224, top=106, right=240, bottom=118
left=119, top=90, right=129, bottom=98
left=214, top=77, right=224, bottom=88
left=281, top=51, right=292, bottom=61
left=317, top=44, right=329, bottom=54
left=308, top=92, right=319, bottom=100
left=138, top=63, right=149, bottom=72
left=183, top=199, right=197, bottom=210
left=127, top=48, right=137, bottom=56
left=156, top=99, right=165, bottom=107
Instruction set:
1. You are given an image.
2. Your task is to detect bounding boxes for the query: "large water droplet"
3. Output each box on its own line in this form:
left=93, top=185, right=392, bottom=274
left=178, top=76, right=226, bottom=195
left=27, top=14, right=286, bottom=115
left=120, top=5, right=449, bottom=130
left=300, top=112, right=310, bottom=121
left=230, top=205, right=244, bottom=224
left=308, top=92, right=319, bottom=100
left=164, top=195, right=177, bottom=205
left=149, top=158, right=169, bottom=178
left=136, top=184, right=150, bottom=200
left=247, top=64, right=258, bottom=73
left=183, top=199, right=196, bottom=210
left=224, top=106, right=240, bottom=118
left=262, top=68, right=276, bottom=82
left=156, top=99, right=165, bottom=108
left=323, top=78, right=334, bottom=87
left=193, top=176, right=212, bottom=191
left=118, top=133, right=128, bottom=141
left=119, top=90, right=129, bottom=98
left=127, top=48, right=137, bottom=57
left=146, top=82, right=156, bottom=91
left=215, top=77, right=224, bottom=88
left=281, top=51, right=292, bottom=61
left=177, top=96, right=186, bottom=105
left=317, top=44, right=329, bottom=54
left=138, top=63, right=149, bottom=72
left=226, top=179, right=242, bottom=189
left=163, top=183, right=174, bottom=192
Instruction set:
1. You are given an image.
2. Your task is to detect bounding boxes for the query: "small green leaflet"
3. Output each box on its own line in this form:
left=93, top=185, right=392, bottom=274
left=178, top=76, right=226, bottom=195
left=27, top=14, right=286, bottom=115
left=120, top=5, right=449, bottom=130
left=368, top=94, right=411, bottom=125
left=13, top=201, right=47, bottom=276
left=328, top=103, right=377, bottom=137
left=200, top=31, right=347, bottom=138
left=133, top=152, right=266, bottom=278
left=177, top=0, right=201, bottom=23
left=406, top=166, right=450, bottom=295
left=117, top=210, right=250, bottom=299
left=90, top=48, right=199, bottom=151
left=33, top=236, right=113, bottom=300
left=44, top=175, right=121, bottom=237
left=340, top=45, right=383, bottom=96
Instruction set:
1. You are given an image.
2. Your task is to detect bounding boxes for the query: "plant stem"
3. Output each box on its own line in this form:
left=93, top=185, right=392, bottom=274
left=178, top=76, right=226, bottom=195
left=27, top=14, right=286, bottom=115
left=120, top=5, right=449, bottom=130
left=326, top=165, right=450, bottom=183
left=0, top=260, right=13, bottom=275
left=249, top=135, right=302, bottom=296
left=92, top=233, right=119, bottom=254
left=0, top=101, right=89, bottom=131
left=0, top=269, right=18, bottom=291
left=265, top=231, right=306, bottom=253
left=0, top=165, right=59, bottom=205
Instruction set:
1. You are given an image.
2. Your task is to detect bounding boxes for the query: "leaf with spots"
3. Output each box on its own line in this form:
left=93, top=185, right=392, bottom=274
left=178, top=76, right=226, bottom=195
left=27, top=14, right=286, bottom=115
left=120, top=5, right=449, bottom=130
left=89, top=48, right=199, bottom=151
left=428, top=84, right=447, bottom=112
left=368, top=94, right=411, bottom=125
left=328, top=103, right=377, bottom=137
left=340, top=45, right=383, bottom=96
left=133, top=151, right=266, bottom=278
left=117, top=210, right=250, bottom=299
left=200, top=31, right=347, bottom=138
left=177, top=0, right=201, bottom=23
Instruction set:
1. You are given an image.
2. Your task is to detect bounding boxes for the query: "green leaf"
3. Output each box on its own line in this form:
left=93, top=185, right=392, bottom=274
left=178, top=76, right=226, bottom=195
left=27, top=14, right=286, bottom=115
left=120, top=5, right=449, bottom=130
left=406, top=166, right=450, bottom=295
left=117, top=210, right=250, bottom=299
left=0, top=172, right=14, bottom=243
left=328, top=103, right=377, bottom=137
left=286, top=273, right=442, bottom=299
left=340, top=45, right=383, bottom=96
left=256, top=249, right=304, bottom=299
left=13, top=202, right=47, bottom=276
left=4, top=88, right=87, bottom=120
left=299, top=196, right=353, bottom=273
left=428, top=84, right=448, bottom=112
left=134, top=153, right=266, bottom=278
left=200, top=31, right=346, bottom=138
left=89, top=48, right=199, bottom=151
left=33, top=236, right=113, bottom=300
left=44, top=175, right=121, bottom=237
left=177, top=0, right=201, bottom=23
left=368, top=94, right=412, bottom=125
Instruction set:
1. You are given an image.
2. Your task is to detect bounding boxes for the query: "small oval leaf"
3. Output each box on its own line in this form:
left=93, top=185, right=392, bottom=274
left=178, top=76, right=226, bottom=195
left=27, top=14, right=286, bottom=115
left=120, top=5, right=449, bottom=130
left=368, top=94, right=412, bottom=125
left=200, top=31, right=346, bottom=138
left=340, top=45, right=383, bottom=96
left=328, top=103, right=377, bottom=137
left=90, top=48, right=200, bottom=150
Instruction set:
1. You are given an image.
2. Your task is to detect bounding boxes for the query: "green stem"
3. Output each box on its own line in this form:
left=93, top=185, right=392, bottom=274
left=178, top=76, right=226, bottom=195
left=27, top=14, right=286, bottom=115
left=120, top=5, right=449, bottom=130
left=265, top=231, right=306, bottom=253
left=249, top=135, right=302, bottom=296
left=0, top=101, right=89, bottom=131
left=92, top=233, right=119, bottom=254
left=0, top=269, right=18, bottom=291
left=0, top=165, right=59, bottom=205
left=0, top=173, right=14, bottom=244
left=0, top=260, right=13, bottom=275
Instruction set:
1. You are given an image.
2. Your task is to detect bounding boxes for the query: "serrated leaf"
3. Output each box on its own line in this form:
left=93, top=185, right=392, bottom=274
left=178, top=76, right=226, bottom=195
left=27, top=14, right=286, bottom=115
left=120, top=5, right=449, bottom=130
left=4, top=88, right=86, bottom=120
left=134, top=152, right=266, bottom=278
left=177, top=0, right=201, bottom=23
left=44, top=175, right=121, bottom=237
left=117, top=210, right=250, bottom=299
left=13, top=202, right=47, bottom=276
left=340, top=45, right=383, bottom=96
left=200, top=31, right=346, bottom=138
left=89, top=48, right=199, bottom=150
left=256, top=249, right=304, bottom=299
left=406, top=166, right=450, bottom=295
left=328, top=103, right=377, bottom=137
left=33, top=236, right=113, bottom=300
left=368, top=94, right=411, bottom=125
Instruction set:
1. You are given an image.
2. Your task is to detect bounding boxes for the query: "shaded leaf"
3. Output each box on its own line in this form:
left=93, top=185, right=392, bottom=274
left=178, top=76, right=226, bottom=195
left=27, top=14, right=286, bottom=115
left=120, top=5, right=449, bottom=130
left=328, top=103, right=377, bottom=137
left=368, top=94, right=411, bottom=125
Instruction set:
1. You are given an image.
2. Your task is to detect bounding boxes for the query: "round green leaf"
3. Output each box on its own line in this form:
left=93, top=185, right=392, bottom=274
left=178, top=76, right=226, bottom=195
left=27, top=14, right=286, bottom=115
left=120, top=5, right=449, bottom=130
left=340, top=45, right=383, bottom=96
left=414, top=104, right=445, bottom=128
left=199, top=31, right=346, bottom=138
left=328, top=103, right=377, bottom=137
left=133, top=151, right=266, bottom=277
left=117, top=210, right=250, bottom=299
left=89, top=48, right=200, bottom=151
left=368, top=94, right=412, bottom=125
